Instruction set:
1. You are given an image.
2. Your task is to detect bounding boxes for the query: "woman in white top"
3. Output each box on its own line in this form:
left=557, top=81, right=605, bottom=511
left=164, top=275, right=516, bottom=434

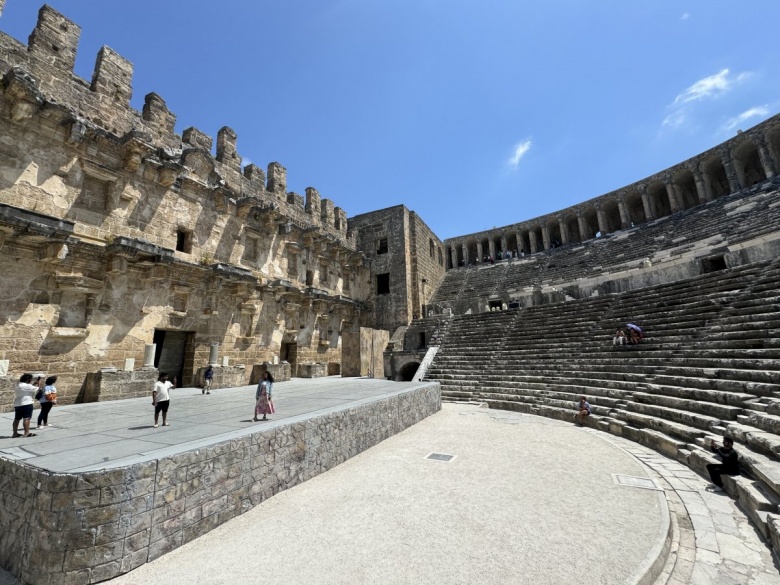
left=152, top=373, right=174, bottom=428
left=37, top=375, right=58, bottom=428
left=13, top=373, right=38, bottom=438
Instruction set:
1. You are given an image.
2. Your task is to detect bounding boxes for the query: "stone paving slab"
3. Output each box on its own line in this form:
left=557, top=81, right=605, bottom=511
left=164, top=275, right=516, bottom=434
left=0, top=377, right=430, bottom=473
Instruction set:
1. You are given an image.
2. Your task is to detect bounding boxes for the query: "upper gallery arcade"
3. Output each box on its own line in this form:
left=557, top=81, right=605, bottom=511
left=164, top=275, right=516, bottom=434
left=444, top=115, right=780, bottom=269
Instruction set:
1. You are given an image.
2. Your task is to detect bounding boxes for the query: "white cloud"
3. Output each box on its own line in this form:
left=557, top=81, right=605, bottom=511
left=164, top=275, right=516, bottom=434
left=508, top=139, right=532, bottom=169
left=673, top=69, right=750, bottom=105
left=681, top=12, right=690, bottom=20
left=723, top=105, right=770, bottom=131
left=662, top=110, right=687, bottom=129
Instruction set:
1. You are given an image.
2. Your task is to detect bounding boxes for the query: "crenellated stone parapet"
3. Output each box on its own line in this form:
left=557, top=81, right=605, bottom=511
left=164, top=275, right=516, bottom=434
left=445, top=114, right=780, bottom=268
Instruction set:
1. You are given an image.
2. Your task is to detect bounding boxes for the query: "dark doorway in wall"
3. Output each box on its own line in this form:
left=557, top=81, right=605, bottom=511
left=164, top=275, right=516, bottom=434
left=419, top=332, right=426, bottom=349
left=489, top=300, right=502, bottom=310
left=377, top=273, right=390, bottom=295
left=399, top=362, right=420, bottom=381
left=153, top=330, right=195, bottom=386
left=701, top=255, right=727, bottom=274
left=281, top=342, right=298, bottom=377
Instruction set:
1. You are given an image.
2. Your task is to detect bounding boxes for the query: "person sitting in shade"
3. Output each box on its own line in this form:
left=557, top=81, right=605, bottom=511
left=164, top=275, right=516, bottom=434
left=613, top=329, right=627, bottom=346
left=626, top=323, right=643, bottom=344
left=707, top=437, right=739, bottom=492
left=576, top=396, right=591, bottom=426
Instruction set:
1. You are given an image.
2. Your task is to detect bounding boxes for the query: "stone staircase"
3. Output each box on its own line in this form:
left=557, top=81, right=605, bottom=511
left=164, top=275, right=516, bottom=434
left=425, top=258, right=780, bottom=547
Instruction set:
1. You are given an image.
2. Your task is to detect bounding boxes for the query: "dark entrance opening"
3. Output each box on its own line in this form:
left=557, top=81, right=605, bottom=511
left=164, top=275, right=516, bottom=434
left=281, top=341, right=298, bottom=377
left=399, top=362, right=420, bottom=381
left=489, top=300, right=502, bottom=310
left=701, top=255, right=727, bottom=274
left=153, top=330, right=196, bottom=387
left=419, top=332, right=426, bottom=349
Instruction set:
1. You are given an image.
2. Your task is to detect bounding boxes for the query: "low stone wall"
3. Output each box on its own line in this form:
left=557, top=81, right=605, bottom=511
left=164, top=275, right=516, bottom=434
left=250, top=362, right=291, bottom=385
left=0, top=383, right=441, bottom=585
left=193, top=365, right=248, bottom=390
left=0, top=376, right=14, bottom=412
left=297, top=363, right=328, bottom=378
left=79, top=369, right=159, bottom=403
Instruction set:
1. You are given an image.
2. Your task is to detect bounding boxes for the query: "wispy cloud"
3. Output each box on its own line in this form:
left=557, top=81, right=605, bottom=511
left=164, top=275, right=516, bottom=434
left=673, top=69, right=750, bottom=105
left=662, top=110, right=687, bottom=129
left=508, top=139, right=532, bottom=169
left=723, top=105, right=770, bottom=131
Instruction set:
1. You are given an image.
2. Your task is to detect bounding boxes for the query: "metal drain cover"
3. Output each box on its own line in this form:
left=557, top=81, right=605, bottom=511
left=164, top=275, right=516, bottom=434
left=612, top=474, right=661, bottom=491
left=426, top=453, right=456, bottom=462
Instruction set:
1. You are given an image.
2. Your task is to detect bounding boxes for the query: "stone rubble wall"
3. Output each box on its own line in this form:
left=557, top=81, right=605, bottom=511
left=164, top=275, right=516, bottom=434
left=0, top=383, right=441, bottom=585
left=192, top=365, right=247, bottom=391
left=249, top=363, right=291, bottom=385
left=80, top=369, right=159, bottom=404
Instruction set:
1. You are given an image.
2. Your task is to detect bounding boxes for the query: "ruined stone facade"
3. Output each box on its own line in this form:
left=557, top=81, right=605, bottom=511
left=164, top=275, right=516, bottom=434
left=348, top=205, right=446, bottom=333
left=0, top=6, right=375, bottom=406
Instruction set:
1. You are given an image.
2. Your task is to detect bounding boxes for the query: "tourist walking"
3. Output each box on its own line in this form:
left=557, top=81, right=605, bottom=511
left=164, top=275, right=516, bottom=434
left=152, top=373, right=174, bottom=428
left=203, top=365, right=214, bottom=395
left=253, top=377, right=273, bottom=422
left=262, top=371, right=276, bottom=414
left=12, top=374, right=38, bottom=438
left=36, top=376, right=58, bottom=429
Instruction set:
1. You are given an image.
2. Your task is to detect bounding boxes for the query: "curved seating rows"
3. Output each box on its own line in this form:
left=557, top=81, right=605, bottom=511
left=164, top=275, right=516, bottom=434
left=425, top=258, right=780, bottom=543
left=432, top=179, right=780, bottom=307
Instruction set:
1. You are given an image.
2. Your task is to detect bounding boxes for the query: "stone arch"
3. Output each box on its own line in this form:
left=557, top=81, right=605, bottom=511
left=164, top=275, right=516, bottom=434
left=672, top=168, right=698, bottom=210
left=732, top=140, right=765, bottom=187
left=601, top=200, right=621, bottom=233
left=531, top=226, right=544, bottom=251
left=398, top=361, right=419, bottom=381
left=565, top=216, right=581, bottom=243
left=467, top=240, right=478, bottom=266
left=493, top=236, right=503, bottom=257
left=648, top=182, right=671, bottom=218
left=520, top=231, right=531, bottom=255
left=456, top=244, right=465, bottom=267
left=506, top=232, right=518, bottom=256
left=767, top=126, right=780, bottom=173
left=702, top=156, right=730, bottom=199
left=547, top=221, right=562, bottom=248
left=624, top=191, right=646, bottom=226
left=581, top=209, right=599, bottom=240
left=479, top=237, right=490, bottom=261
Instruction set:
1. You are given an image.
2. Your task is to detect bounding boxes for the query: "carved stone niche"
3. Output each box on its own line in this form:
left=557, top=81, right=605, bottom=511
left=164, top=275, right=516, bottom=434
left=80, top=160, right=121, bottom=211
left=52, top=273, right=104, bottom=334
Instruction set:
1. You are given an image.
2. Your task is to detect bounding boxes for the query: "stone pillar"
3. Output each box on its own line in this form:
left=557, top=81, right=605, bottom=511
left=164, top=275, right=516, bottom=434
left=476, top=241, right=483, bottom=261
left=488, top=239, right=496, bottom=260
left=450, top=246, right=458, bottom=269
left=617, top=200, right=630, bottom=229
left=692, top=167, right=710, bottom=203
left=143, top=344, right=156, bottom=369
left=722, top=150, right=741, bottom=193
left=500, top=235, right=508, bottom=257
left=665, top=182, right=681, bottom=213
left=596, top=207, right=608, bottom=236
left=208, top=342, right=219, bottom=366
left=461, top=244, right=469, bottom=266
left=529, top=231, right=538, bottom=253
left=559, top=218, right=569, bottom=245
left=756, top=136, right=777, bottom=178
left=541, top=225, right=551, bottom=250
left=640, top=190, right=655, bottom=221
left=575, top=216, right=588, bottom=241
left=515, top=231, right=523, bottom=254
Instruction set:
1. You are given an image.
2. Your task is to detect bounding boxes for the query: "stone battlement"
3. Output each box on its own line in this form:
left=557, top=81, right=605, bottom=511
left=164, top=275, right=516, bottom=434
left=0, top=5, right=351, bottom=244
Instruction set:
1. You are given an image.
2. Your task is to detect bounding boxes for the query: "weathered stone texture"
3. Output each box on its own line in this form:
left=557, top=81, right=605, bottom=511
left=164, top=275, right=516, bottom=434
left=342, top=328, right=389, bottom=377
left=193, top=365, right=247, bottom=390
left=0, top=384, right=440, bottom=584
left=250, top=362, right=291, bottom=384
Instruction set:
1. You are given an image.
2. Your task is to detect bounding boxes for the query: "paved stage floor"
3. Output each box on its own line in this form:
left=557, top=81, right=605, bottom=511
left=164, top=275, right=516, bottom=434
left=0, top=377, right=430, bottom=472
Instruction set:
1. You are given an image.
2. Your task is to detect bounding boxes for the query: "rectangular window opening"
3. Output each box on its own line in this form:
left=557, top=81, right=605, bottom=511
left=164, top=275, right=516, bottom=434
left=701, top=255, right=727, bottom=274
left=377, top=238, right=388, bottom=255
left=176, top=229, right=193, bottom=253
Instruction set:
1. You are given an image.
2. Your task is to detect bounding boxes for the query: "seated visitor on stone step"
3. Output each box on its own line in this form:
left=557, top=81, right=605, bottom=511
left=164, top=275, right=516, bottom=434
left=576, top=396, right=591, bottom=426
left=613, top=329, right=627, bottom=346
left=707, top=437, right=739, bottom=492
left=626, top=323, right=643, bottom=344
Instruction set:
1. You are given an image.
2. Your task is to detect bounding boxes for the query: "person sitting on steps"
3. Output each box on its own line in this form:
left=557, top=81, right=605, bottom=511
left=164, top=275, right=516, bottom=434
left=576, top=396, right=591, bottom=426
left=707, top=436, right=739, bottom=492
left=613, top=329, right=627, bottom=346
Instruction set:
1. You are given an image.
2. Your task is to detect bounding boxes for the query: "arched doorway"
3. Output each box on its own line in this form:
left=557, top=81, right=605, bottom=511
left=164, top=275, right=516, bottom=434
left=733, top=140, right=765, bottom=187
left=703, top=156, right=730, bottom=199
left=673, top=169, right=699, bottom=210
left=399, top=362, right=420, bottom=381
left=624, top=192, right=646, bottom=226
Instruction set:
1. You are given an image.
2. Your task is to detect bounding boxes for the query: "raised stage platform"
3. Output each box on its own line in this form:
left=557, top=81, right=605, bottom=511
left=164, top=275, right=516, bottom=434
left=0, top=377, right=441, bottom=585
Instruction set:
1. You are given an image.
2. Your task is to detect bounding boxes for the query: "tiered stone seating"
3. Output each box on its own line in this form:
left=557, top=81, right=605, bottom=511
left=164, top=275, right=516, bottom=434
left=425, top=258, right=780, bottom=538
left=432, top=179, right=780, bottom=308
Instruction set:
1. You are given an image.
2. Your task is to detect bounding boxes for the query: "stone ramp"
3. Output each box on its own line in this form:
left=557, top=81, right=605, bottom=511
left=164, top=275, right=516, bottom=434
left=0, top=378, right=440, bottom=584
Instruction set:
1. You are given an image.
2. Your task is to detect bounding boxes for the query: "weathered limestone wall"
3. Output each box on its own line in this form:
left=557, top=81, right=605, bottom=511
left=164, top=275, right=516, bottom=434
left=409, top=211, right=446, bottom=317
left=0, top=5, right=370, bottom=403
left=81, top=369, right=158, bottom=403
left=250, top=362, right=291, bottom=384
left=342, top=328, right=389, bottom=378
left=193, top=365, right=247, bottom=390
left=0, top=384, right=441, bottom=585
left=297, top=363, right=327, bottom=378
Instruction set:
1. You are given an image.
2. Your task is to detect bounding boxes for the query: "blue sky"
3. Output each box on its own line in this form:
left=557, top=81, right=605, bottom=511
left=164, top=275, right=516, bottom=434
left=2, top=1, right=779, bottom=239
